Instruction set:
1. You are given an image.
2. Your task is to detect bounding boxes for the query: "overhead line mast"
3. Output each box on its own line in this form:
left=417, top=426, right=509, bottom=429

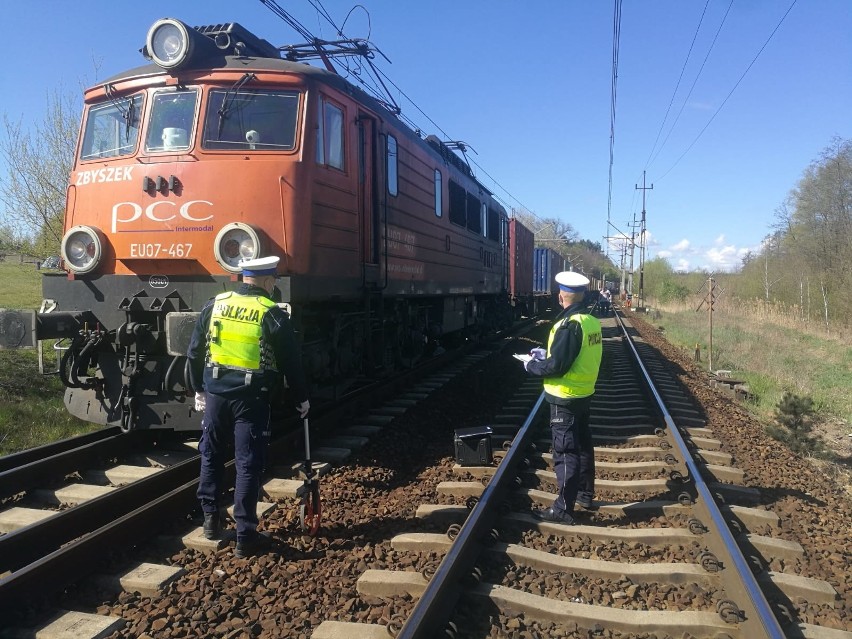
left=635, top=171, right=653, bottom=309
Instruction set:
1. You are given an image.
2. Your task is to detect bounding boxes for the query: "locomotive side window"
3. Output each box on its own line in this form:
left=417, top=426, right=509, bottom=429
left=387, top=135, right=398, bottom=196
left=466, top=193, right=482, bottom=234
left=316, top=96, right=345, bottom=170
left=448, top=180, right=466, bottom=226
left=80, top=94, right=143, bottom=160
left=146, top=89, right=198, bottom=152
left=434, top=169, right=442, bottom=217
left=487, top=207, right=501, bottom=241
left=203, top=90, right=298, bottom=151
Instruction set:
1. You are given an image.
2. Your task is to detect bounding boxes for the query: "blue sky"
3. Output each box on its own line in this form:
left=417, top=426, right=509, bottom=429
left=2, top=1, right=849, bottom=272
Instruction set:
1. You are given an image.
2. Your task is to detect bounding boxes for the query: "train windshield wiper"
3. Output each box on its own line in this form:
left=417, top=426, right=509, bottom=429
left=124, top=98, right=135, bottom=143
left=216, top=73, right=255, bottom=140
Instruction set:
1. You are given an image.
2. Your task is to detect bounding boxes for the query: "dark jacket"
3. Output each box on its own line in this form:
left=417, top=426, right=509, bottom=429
left=525, top=301, right=587, bottom=406
left=186, top=283, right=309, bottom=403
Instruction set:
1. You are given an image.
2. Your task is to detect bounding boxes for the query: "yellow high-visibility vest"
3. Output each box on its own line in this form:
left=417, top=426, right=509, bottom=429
left=543, top=313, right=602, bottom=399
left=207, top=292, right=277, bottom=371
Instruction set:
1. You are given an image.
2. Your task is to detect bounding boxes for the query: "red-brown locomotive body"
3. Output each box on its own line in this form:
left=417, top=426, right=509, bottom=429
left=11, top=19, right=530, bottom=430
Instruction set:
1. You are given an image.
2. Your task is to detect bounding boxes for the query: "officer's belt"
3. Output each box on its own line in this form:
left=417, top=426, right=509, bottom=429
left=210, top=365, right=255, bottom=386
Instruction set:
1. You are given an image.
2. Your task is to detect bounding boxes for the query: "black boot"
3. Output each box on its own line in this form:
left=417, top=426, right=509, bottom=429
left=235, top=531, right=273, bottom=558
left=203, top=512, right=221, bottom=540
left=533, top=507, right=576, bottom=525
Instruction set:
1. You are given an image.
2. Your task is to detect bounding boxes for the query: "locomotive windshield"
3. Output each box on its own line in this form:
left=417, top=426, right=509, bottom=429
left=145, top=89, right=198, bottom=152
left=80, top=94, right=142, bottom=160
left=203, top=89, right=299, bottom=151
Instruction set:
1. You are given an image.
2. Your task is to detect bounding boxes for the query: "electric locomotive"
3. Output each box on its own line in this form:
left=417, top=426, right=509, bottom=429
left=1, top=18, right=514, bottom=431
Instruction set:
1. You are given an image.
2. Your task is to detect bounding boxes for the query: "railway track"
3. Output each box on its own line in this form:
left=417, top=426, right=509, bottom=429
left=1, top=311, right=849, bottom=638
left=0, top=330, right=516, bottom=636
left=312, top=312, right=849, bottom=639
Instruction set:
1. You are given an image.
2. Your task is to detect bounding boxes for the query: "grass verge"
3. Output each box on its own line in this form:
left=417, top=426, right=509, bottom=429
left=0, top=259, right=100, bottom=455
left=641, top=301, right=852, bottom=473
left=0, top=349, right=100, bottom=456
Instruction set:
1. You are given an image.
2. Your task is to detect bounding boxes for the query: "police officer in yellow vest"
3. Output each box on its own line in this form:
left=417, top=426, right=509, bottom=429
left=187, top=255, right=310, bottom=557
left=523, top=271, right=602, bottom=524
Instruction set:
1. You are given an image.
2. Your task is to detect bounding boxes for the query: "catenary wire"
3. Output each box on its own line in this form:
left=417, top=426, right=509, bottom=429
left=655, top=0, right=798, bottom=182
left=606, top=0, right=623, bottom=229
left=643, top=0, right=711, bottom=170
left=647, top=0, right=734, bottom=170
left=260, top=0, right=549, bottom=230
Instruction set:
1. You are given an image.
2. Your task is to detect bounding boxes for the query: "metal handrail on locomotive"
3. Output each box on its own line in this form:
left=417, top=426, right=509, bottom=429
left=0, top=18, right=566, bottom=431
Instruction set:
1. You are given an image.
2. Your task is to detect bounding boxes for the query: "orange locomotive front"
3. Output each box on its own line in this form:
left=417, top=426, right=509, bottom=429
left=32, top=19, right=510, bottom=430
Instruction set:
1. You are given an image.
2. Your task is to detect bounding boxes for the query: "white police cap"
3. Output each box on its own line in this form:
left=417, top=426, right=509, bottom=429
left=554, top=270, right=589, bottom=292
left=238, top=255, right=280, bottom=276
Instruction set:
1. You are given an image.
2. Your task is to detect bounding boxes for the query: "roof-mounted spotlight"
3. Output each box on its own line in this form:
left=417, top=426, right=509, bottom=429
left=144, top=18, right=217, bottom=70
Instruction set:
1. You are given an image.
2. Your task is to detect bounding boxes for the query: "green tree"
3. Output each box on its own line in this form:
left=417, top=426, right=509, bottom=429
left=0, top=89, right=79, bottom=257
left=643, top=257, right=690, bottom=303
left=767, top=392, right=831, bottom=458
left=784, top=138, right=852, bottom=328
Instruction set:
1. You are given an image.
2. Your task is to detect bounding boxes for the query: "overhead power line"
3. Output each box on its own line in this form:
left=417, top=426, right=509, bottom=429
left=643, top=0, right=711, bottom=170
left=606, top=0, right=623, bottom=229
left=656, top=0, right=798, bottom=181
left=647, top=0, right=733, bottom=170
left=259, top=0, right=550, bottom=228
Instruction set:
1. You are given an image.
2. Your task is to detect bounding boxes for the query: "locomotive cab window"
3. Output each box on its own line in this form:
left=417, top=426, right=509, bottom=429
left=80, top=94, right=143, bottom=160
left=466, top=193, right=482, bottom=234
left=203, top=89, right=298, bottom=151
left=448, top=180, right=466, bottom=227
left=316, top=96, right=345, bottom=170
left=146, top=89, right=198, bottom=152
left=487, top=207, right=501, bottom=241
left=387, top=135, right=398, bottom=196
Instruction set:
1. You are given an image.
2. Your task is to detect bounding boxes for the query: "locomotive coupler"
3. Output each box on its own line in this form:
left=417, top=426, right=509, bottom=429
left=118, top=365, right=144, bottom=433
left=60, top=324, right=107, bottom=390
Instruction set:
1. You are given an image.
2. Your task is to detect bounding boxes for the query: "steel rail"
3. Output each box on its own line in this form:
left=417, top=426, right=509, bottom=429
left=0, top=430, right=154, bottom=500
left=0, top=454, right=200, bottom=575
left=0, top=473, right=202, bottom=613
left=0, top=331, right=497, bottom=615
left=615, top=311, right=785, bottom=639
left=0, top=427, right=122, bottom=472
left=396, top=393, right=546, bottom=638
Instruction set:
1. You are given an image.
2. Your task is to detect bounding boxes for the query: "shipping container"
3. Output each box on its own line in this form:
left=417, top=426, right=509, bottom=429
left=507, top=218, right=534, bottom=299
left=533, top=247, right=565, bottom=294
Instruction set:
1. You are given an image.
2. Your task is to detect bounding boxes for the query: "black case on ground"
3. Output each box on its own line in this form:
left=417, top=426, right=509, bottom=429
left=454, top=426, right=493, bottom=466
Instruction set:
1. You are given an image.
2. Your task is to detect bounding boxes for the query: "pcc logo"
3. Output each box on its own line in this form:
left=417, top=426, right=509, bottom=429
left=112, top=200, right=213, bottom=233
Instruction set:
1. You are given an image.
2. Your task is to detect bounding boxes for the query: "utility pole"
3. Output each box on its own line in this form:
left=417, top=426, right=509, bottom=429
left=635, top=171, right=653, bottom=311
left=696, top=276, right=723, bottom=372
left=626, top=212, right=640, bottom=307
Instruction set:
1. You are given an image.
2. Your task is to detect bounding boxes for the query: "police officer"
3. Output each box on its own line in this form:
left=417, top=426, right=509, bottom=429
left=522, top=271, right=602, bottom=524
left=187, top=255, right=310, bottom=557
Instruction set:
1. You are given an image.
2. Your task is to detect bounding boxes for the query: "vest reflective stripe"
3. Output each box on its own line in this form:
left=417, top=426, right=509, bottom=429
left=543, top=313, right=602, bottom=399
left=207, top=291, right=276, bottom=371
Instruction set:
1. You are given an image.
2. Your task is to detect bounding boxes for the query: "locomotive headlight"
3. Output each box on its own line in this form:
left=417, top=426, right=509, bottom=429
left=61, top=226, right=105, bottom=274
left=146, top=19, right=192, bottom=69
left=214, top=223, right=262, bottom=274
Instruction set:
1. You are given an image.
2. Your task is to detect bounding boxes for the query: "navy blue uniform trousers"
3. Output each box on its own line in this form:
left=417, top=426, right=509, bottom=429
left=197, top=393, right=270, bottom=541
left=549, top=396, right=595, bottom=515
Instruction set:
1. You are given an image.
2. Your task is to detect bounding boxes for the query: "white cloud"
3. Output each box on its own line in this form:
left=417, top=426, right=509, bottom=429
left=704, top=245, right=739, bottom=270
left=653, top=237, right=765, bottom=274
left=687, top=100, right=715, bottom=111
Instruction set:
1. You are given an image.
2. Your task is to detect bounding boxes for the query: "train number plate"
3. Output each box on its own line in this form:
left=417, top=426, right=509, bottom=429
left=129, top=243, right=193, bottom=258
